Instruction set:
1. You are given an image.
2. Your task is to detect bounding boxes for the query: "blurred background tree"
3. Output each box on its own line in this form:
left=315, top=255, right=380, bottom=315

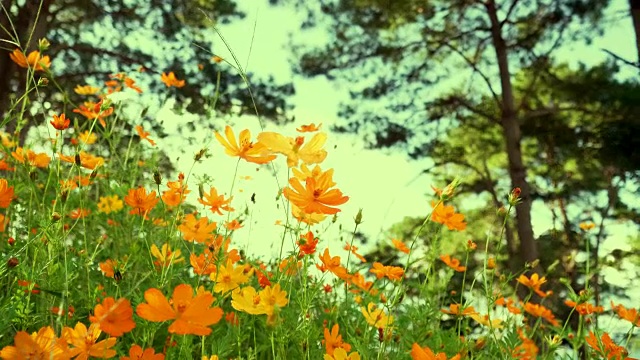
left=0, top=0, right=294, bottom=143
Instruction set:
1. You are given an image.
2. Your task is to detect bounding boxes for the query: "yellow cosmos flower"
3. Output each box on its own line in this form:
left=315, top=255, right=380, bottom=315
left=78, top=130, right=98, bottom=145
left=215, top=126, right=276, bottom=164
left=360, top=302, right=393, bottom=329
left=211, top=259, right=249, bottom=294
left=257, top=131, right=327, bottom=167
left=74, top=84, right=101, bottom=95
left=97, top=195, right=124, bottom=214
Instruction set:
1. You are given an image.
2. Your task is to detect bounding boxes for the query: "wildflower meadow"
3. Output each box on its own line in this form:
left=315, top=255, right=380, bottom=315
left=1, top=7, right=640, bottom=360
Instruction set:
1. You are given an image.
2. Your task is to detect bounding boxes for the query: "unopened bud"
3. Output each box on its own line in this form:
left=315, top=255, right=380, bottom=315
left=38, top=38, right=50, bottom=51
left=153, top=170, right=162, bottom=185
left=198, top=184, right=205, bottom=199
left=74, top=154, right=82, bottom=166
left=51, top=212, right=62, bottom=222
left=194, top=148, right=207, bottom=161
left=508, top=187, right=522, bottom=206
left=354, top=209, right=363, bottom=225
left=7, top=237, right=15, bottom=246
left=7, top=257, right=18, bottom=268
left=37, top=78, right=49, bottom=86
left=100, top=99, right=112, bottom=112
left=527, top=259, right=540, bottom=269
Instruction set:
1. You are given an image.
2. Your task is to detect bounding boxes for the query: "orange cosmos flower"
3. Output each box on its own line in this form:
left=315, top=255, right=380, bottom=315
left=51, top=305, right=75, bottom=318
left=0, top=326, right=70, bottom=359
left=198, top=186, right=234, bottom=215
left=279, top=256, right=302, bottom=276
left=579, top=222, right=596, bottom=231
left=160, top=72, right=185, bottom=88
left=392, top=238, right=410, bottom=254
left=178, top=213, right=216, bottom=243
left=0, top=179, right=14, bottom=208
left=410, top=343, right=460, bottom=360
left=324, top=348, right=361, bottom=360
left=318, top=248, right=350, bottom=280
left=136, top=125, right=156, bottom=146
left=89, top=297, right=136, bottom=336
left=297, top=231, right=319, bottom=256
left=50, top=114, right=71, bottom=130
left=62, top=322, right=116, bottom=359
left=11, top=147, right=51, bottom=168
left=344, top=244, right=366, bottom=263
left=495, top=297, right=522, bottom=315
left=68, top=208, right=91, bottom=219
left=523, top=302, right=559, bottom=326
left=296, top=122, right=322, bottom=132
left=611, top=302, right=640, bottom=326
left=512, top=328, right=538, bottom=360
left=370, top=262, right=404, bottom=281
left=431, top=201, right=466, bottom=231
left=439, top=254, right=466, bottom=272
left=283, top=167, right=348, bottom=215
left=361, top=302, right=393, bottom=329
left=348, top=272, right=374, bottom=294
left=73, top=100, right=113, bottom=127
left=123, top=76, right=143, bottom=93
left=74, top=84, right=100, bottom=95
left=323, top=324, right=351, bottom=356
left=161, top=174, right=190, bottom=207
left=257, top=131, right=327, bottom=167
left=291, top=204, right=326, bottom=224
left=517, top=273, right=552, bottom=298
left=99, top=259, right=121, bottom=278
left=0, top=214, right=10, bottom=232
left=10, top=49, right=50, bottom=71
left=150, top=243, right=184, bottom=268
left=58, top=151, right=104, bottom=170
left=215, top=126, right=276, bottom=164
left=225, top=219, right=243, bottom=230
left=441, top=303, right=478, bottom=317
left=564, top=300, right=604, bottom=315
left=124, top=187, right=159, bottom=216
left=211, top=259, right=249, bottom=294
left=586, top=331, right=632, bottom=360
left=136, top=284, right=223, bottom=336
left=17, top=280, right=40, bottom=294
left=190, top=249, right=218, bottom=275
left=121, top=345, right=165, bottom=360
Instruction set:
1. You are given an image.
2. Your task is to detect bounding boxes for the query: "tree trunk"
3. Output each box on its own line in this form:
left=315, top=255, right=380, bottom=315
left=485, top=0, right=540, bottom=273
left=630, top=0, right=640, bottom=63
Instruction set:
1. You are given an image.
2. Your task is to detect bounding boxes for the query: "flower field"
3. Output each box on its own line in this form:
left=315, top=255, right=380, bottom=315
left=0, top=41, right=638, bottom=360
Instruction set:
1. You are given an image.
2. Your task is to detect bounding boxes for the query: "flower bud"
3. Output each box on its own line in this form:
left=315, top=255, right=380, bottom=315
left=38, top=38, right=50, bottom=51
left=354, top=209, right=363, bottom=225
left=508, top=187, right=522, bottom=206
left=7, top=257, right=18, bottom=268
left=153, top=170, right=162, bottom=186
